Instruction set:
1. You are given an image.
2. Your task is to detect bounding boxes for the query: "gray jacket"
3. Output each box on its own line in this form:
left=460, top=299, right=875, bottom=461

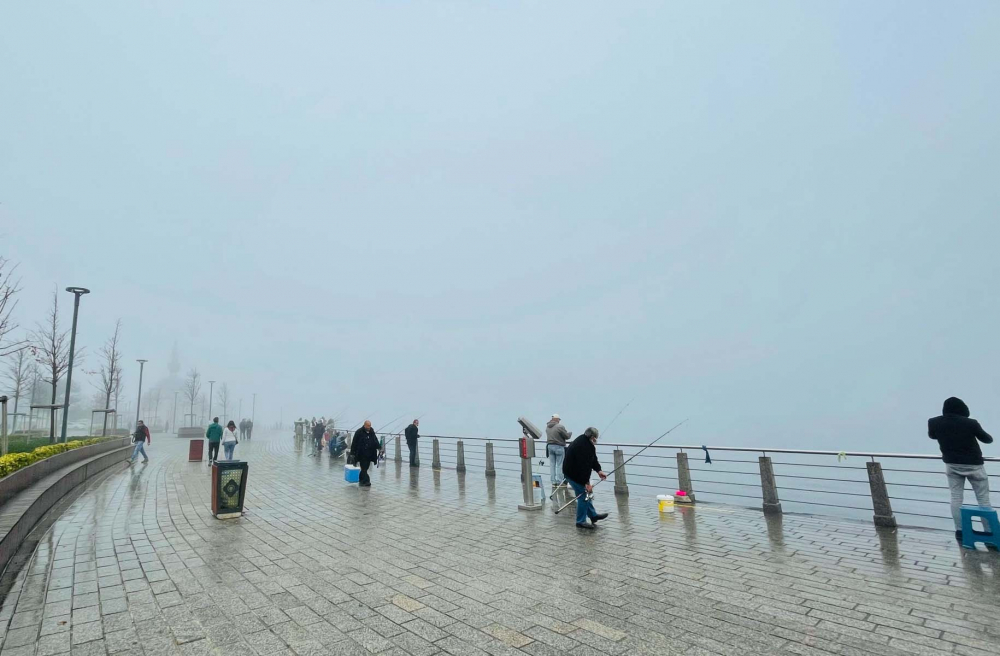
left=546, top=419, right=572, bottom=447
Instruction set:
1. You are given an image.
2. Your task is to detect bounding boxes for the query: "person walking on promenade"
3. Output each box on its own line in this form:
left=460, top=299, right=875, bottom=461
left=310, top=419, right=326, bottom=456
left=130, top=420, right=151, bottom=464
left=405, top=419, right=420, bottom=467
left=563, top=427, right=609, bottom=530
left=238, top=419, right=245, bottom=440
left=222, top=420, right=239, bottom=460
left=206, top=417, right=223, bottom=464
left=350, top=420, right=381, bottom=487
left=929, top=397, right=994, bottom=540
left=246, top=419, right=253, bottom=440
left=546, top=414, right=572, bottom=488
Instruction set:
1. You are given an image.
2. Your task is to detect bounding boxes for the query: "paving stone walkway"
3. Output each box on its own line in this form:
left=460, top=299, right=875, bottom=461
left=1, top=432, right=999, bottom=656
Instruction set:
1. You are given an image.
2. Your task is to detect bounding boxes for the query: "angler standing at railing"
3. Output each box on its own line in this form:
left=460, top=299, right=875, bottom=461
left=563, top=427, right=609, bottom=530
left=546, top=414, right=571, bottom=489
left=928, top=396, right=994, bottom=540
left=405, top=419, right=420, bottom=467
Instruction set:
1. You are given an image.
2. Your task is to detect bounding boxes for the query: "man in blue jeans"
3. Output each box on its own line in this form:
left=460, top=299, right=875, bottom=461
left=546, top=414, right=572, bottom=488
left=130, top=420, right=151, bottom=464
left=562, top=427, right=609, bottom=530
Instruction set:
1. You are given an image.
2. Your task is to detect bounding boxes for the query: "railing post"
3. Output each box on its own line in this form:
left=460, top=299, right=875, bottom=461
left=867, top=461, right=897, bottom=528
left=432, top=438, right=441, bottom=470
left=613, top=449, right=629, bottom=496
left=485, top=441, right=496, bottom=477
left=456, top=440, right=466, bottom=473
left=677, top=452, right=696, bottom=502
left=394, top=435, right=402, bottom=463
left=758, top=456, right=781, bottom=514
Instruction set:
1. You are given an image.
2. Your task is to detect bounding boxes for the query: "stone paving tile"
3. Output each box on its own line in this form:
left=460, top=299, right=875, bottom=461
left=3, top=433, right=1000, bottom=656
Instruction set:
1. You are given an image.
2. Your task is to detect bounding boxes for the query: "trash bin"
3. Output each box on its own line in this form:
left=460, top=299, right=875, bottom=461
left=211, top=460, right=248, bottom=519
left=189, top=439, right=204, bottom=462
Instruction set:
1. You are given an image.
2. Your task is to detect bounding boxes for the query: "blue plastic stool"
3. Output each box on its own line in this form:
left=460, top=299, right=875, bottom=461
left=960, top=505, right=1000, bottom=550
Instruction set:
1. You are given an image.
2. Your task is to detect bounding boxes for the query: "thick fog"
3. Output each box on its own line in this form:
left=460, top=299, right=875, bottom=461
left=2, top=2, right=998, bottom=450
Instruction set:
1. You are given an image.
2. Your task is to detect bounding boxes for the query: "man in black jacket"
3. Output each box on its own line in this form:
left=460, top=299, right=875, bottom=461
left=562, top=427, right=609, bottom=530
left=311, top=420, right=326, bottom=456
left=928, top=397, right=994, bottom=538
left=405, top=419, right=420, bottom=467
left=351, top=420, right=381, bottom=487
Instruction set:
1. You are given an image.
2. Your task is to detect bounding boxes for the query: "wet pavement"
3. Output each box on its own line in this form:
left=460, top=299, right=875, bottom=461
left=1, top=432, right=999, bottom=656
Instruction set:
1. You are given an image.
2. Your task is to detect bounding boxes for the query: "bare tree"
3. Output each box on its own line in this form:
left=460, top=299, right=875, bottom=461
left=89, top=319, right=124, bottom=436
left=148, top=388, right=162, bottom=428
left=0, top=257, right=26, bottom=357
left=218, top=383, right=230, bottom=425
left=111, top=366, right=124, bottom=431
left=183, top=368, right=201, bottom=428
left=32, top=289, right=69, bottom=442
left=2, top=349, right=30, bottom=431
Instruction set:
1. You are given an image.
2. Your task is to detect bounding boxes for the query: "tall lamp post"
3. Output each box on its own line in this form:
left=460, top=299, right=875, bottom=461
left=172, top=391, right=179, bottom=434
left=135, top=360, right=148, bottom=428
left=251, top=393, right=256, bottom=428
left=208, top=381, right=216, bottom=419
left=60, top=287, right=90, bottom=443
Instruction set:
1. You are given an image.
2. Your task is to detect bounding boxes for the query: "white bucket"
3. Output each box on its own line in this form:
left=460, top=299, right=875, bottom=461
left=657, top=494, right=675, bottom=512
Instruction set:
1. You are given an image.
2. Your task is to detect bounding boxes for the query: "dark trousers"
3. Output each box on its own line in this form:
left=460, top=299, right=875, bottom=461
left=208, top=441, right=220, bottom=462
left=358, top=458, right=371, bottom=485
left=407, top=440, right=419, bottom=466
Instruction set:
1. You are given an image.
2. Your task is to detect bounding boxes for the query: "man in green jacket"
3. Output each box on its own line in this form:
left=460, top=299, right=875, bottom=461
left=206, top=417, right=223, bottom=464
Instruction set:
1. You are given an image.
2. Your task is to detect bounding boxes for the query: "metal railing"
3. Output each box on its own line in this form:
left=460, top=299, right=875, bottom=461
left=380, top=432, right=998, bottom=530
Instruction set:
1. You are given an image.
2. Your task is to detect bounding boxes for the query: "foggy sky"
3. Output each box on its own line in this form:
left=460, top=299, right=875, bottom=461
left=2, top=2, right=998, bottom=450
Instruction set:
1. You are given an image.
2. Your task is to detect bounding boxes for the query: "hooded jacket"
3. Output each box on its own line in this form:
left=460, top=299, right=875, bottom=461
left=546, top=419, right=572, bottom=447
left=132, top=425, right=150, bottom=444
left=205, top=422, right=223, bottom=443
left=351, top=426, right=380, bottom=462
left=405, top=423, right=419, bottom=443
left=562, top=433, right=603, bottom=486
left=928, top=397, right=993, bottom=465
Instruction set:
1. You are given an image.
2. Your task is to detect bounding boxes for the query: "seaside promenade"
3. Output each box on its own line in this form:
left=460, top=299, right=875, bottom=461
left=0, top=432, right=998, bottom=656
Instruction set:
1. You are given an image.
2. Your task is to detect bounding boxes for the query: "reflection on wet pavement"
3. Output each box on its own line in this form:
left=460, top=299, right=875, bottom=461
left=1, top=432, right=998, bottom=655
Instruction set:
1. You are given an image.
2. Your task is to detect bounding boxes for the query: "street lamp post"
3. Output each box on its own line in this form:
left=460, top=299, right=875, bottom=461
left=135, top=360, right=148, bottom=428
left=60, top=287, right=90, bottom=443
left=208, top=381, right=216, bottom=419
left=172, top=391, right=179, bottom=434
left=251, top=393, right=256, bottom=427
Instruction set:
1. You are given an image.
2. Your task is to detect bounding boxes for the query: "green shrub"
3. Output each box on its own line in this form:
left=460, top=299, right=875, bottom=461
left=0, top=437, right=114, bottom=479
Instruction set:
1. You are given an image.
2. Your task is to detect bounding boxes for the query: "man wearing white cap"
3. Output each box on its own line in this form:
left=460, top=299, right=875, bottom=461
left=545, top=413, right=572, bottom=488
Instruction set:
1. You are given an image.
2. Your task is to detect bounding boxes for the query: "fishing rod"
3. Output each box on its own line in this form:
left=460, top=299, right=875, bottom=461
left=601, top=397, right=634, bottom=437
left=378, top=413, right=429, bottom=466
left=375, top=413, right=407, bottom=434
left=554, top=418, right=689, bottom=515
left=550, top=399, right=635, bottom=500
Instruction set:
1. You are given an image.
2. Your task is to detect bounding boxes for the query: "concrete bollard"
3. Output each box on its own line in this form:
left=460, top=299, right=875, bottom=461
left=613, top=449, right=629, bottom=496
left=758, top=456, right=782, bottom=514
left=432, top=439, right=441, bottom=470
left=676, top=452, right=696, bottom=503
left=867, top=461, right=897, bottom=528
left=394, top=435, right=402, bottom=463
left=456, top=440, right=466, bottom=473
left=485, top=442, right=496, bottom=477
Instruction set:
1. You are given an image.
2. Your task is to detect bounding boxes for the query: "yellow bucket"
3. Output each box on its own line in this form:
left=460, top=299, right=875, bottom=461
left=657, top=494, right=674, bottom=512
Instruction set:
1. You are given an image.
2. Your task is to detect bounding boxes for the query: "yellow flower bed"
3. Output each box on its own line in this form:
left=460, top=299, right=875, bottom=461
left=0, top=438, right=109, bottom=478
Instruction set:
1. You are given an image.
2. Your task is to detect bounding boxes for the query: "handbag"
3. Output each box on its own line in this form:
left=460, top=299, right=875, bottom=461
left=346, top=453, right=356, bottom=465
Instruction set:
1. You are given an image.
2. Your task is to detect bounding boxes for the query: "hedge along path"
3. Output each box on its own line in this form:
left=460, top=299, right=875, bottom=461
left=0, top=437, right=112, bottom=478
